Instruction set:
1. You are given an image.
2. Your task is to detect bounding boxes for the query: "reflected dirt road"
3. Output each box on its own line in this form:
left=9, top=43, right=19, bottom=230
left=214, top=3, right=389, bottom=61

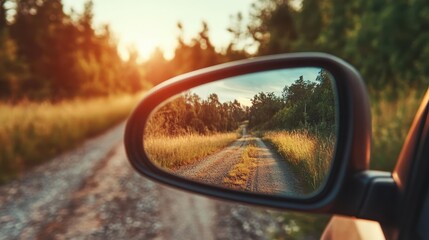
left=250, top=138, right=303, bottom=195
left=173, top=128, right=303, bottom=196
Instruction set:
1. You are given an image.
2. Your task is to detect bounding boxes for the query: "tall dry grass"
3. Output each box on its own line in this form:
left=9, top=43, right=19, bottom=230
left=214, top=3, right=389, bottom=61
left=263, top=131, right=335, bottom=192
left=144, top=133, right=238, bottom=168
left=0, top=94, right=141, bottom=184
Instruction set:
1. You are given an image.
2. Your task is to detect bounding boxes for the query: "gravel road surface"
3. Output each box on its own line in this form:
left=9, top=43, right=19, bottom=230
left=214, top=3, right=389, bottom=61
left=249, top=138, right=303, bottom=195
left=0, top=122, right=301, bottom=239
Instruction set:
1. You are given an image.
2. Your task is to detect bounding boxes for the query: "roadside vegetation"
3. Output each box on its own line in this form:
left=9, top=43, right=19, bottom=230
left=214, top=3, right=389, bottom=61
left=263, top=131, right=335, bottom=192
left=370, top=89, right=426, bottom=171
left=143, top=92, right=245, bottom=169
left=223, top=140, right=258, bottom=189
left=0, top=0, right=149, bottom=184
left=0, top=94, right=141, bottom=184
left=144, top=133, right=238, bottom=169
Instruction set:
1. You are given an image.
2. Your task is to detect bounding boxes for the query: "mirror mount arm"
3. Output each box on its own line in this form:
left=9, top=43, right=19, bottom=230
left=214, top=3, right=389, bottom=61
left=333, top=170, right=398, bottom=226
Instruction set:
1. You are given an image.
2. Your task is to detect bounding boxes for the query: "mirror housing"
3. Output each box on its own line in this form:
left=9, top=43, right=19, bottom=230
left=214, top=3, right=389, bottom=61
left=125, top=53, right=371, bottom=215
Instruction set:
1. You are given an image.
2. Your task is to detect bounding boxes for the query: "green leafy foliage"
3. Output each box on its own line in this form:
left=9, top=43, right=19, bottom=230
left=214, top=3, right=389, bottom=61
left=249, top=70, right=335, bottom=134
left=249, top=92, right=284, bottom=128
left=1, top=0, right=146, bottom=101
left=247, top=0, right=428, bottom=91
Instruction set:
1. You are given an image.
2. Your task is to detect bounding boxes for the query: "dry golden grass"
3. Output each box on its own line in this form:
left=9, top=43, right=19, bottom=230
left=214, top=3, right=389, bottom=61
left=223, top=141, right=258, bottom=189
left=144, top=133, right=238, bottom=168
left=263, top=131, right=335, bottom=191
left=0, top=94, right=142, bottom=184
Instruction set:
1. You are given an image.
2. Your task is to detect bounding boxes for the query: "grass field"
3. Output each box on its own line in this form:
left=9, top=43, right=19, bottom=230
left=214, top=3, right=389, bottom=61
left=0, top=94, right=142, bottom=184
left=370, top=89, right=425, bottom=171
left=223, top=140, right=258, bottom=189
left=263, top=131, right=335, bottom=192
left=144, top=133, right=238, bottom=168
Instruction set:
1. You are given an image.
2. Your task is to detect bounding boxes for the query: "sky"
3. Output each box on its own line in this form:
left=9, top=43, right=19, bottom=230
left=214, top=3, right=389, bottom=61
left=62, top=0, right=253, bottom=60
left=191, top=67, right=322, bottom=106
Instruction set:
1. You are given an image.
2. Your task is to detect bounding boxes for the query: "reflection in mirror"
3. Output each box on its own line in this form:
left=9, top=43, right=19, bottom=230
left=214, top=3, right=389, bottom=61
left=143, top=68, right=337, bottom=198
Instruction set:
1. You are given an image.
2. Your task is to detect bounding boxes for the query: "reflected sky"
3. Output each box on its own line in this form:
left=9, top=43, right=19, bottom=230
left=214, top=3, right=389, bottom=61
left=191, top=67, right=322, bottom=106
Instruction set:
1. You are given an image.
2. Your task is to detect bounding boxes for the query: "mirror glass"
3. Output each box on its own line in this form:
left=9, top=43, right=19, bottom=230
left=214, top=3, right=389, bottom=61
left=143, top=68, right=337, bottom=198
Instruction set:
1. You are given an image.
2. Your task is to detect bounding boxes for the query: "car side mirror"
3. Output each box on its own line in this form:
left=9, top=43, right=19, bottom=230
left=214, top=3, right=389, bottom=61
left=125, top=53, right=373, bottom=214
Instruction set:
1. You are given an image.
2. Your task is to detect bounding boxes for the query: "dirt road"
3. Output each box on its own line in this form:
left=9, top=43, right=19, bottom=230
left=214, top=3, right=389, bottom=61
left=173, top=130, right=303, bottom=196
left=174, top=137, right=247, bottom=185
left=249, top=138, right=303, bottom=195
left=0, top=122, right=298, bottom=240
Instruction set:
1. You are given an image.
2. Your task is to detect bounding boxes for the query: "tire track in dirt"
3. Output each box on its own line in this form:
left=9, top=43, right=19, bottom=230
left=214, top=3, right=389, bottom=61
left=248, top=138, right=304, bottom=195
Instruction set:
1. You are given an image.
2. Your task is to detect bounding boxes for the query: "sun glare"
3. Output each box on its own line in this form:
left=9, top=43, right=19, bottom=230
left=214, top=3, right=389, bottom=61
left=135, top=40, right=159, bottom=60
left=118, top=40, right=163, bottom=62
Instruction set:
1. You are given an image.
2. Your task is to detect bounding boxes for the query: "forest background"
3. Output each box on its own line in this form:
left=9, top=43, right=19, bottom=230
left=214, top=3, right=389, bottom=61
left=0, top=0, right=428, bottom=181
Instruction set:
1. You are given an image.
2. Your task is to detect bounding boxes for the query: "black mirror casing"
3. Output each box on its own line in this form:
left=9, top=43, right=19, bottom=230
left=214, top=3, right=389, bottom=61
left=124, top=53, right=372, bottom=215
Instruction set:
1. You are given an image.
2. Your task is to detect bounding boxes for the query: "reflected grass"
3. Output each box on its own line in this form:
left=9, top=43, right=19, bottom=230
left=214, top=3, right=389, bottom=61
left=263, top=131, right=335, bottom=192
left=144, top=133, right=238, bottom=168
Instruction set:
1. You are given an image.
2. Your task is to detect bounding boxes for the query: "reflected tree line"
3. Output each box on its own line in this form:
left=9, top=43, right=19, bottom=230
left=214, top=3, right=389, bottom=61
left=145, top=93, right=247, bottom=136
left=147, top=69, right=335, bottom=136
left=249, top=69, right=335, bottom=134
